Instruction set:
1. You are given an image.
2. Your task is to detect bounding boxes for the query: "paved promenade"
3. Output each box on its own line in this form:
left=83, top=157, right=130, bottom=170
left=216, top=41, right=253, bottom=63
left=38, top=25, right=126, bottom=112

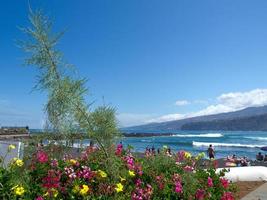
left=242, top=182, right=267, bottom=200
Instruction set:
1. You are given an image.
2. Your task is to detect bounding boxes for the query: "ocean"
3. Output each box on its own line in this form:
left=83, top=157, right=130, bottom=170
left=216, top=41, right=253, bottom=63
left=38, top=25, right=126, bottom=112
left=30, top=129, right=267, bottom=159
left=120, top=130, right=267, bottom=159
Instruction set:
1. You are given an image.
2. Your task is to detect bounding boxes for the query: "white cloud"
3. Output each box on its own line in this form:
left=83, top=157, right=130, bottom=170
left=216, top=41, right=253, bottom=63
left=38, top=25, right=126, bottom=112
left=191, top=89, right=267, bottom=117
left=147, top=113, right=186, bottom=123
left=175, top=100, right=190, bottom=106
left=131, top=88, right=267, bottom=124
left=217, top=89, right=267, bottom=109
left=117, top=113, right=155, bottom=127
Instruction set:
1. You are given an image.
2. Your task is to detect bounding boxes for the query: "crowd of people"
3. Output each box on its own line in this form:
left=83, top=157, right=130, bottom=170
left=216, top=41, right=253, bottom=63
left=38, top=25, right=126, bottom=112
left=145, top=146, right=172, bottom=157
left=226, top=154, right=250, bottom=166
left=140, top=143, right=267, bottom=168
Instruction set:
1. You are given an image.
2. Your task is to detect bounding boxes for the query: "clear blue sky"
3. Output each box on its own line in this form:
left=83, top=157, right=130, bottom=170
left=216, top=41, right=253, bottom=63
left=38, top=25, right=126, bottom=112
left=1, top=0, right=267, bottom=128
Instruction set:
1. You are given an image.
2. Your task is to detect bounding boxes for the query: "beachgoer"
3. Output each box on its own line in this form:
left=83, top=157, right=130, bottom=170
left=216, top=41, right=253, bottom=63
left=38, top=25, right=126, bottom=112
left=157, top=148, right=160, bottom=154
left=166, top=147, right=172, bottom=157
left=152, top=146, right=155, bottom=155
left=264, top=154, right=267, bottom=162
left=207, top=144, right=215, bottom=159
left=145, top=147, right=150, bottom=157
left=240, top=157, right=249, bottom=166
left=256, top=152, right=264, bottom=161
left=227, top=154, right=237, bottom=163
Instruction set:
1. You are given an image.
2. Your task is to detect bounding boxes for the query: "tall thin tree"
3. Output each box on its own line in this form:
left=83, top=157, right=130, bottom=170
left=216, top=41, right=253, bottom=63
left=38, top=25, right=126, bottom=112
left=19, top=9, right=120, bottom=157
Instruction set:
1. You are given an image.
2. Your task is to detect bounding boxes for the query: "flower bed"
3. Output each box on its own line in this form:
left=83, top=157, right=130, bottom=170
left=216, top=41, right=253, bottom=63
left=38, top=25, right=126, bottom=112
left=0, top=144, right=236, bottom=199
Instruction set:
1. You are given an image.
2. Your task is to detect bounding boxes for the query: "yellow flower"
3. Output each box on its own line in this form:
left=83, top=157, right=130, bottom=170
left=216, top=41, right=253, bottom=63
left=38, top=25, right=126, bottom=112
left=8, top=144, right=16, bottom=151
left=44, top=188, right=58, bottom=198
left=200, top=152, right=205, bottom=157
left=196, top=152, right=205, bottom=160
left=128, top=170, right=135, bottom=177
left=13, top=158, right=24, bottom=167
left=184, top=152, right=191, bottom=159
left=115, top=183, right=123, bottom=193
left=120, top=176, right=126, bottom=182
left=52, top=189, right=58, bottom=198
left=98, top=170, right=107, bottom=178
left=79, top=185, right=89, bottom=196
left=72, top=185, right=80, bottom=193
left=69, top=159, right=77, bottom=165
left=12, top=185, right=25, bottom=196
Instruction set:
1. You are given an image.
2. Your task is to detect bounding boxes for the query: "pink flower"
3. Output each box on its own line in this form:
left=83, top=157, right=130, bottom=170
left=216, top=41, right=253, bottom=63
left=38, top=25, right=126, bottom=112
left=115, top=143, right=123, bottom=156
left=35, top=197, right=44, bottom=200
left=221, top=192, right=234, bottom=200
left=135, top=178, right=142, bottom=187
left=144, top=184, right=153, bottom=198
left=207, top=177, right=213, bottom=187
left=76, top=166, right=95, bottom=180
left=175, top=181, right=183, bottom=193
left=220, top=178, right=229, bottom=189
left=195, top=189, right=205, bottom=200
left=81, top=151, right=89, bottom=160
left=177, top=150, right=185, bottom=162
left=42, top=170, right=61, bottom=189
left=50, top=159, right=58, bottom=167
left=156, top=175, right=165, bottom=190
left=172, top=173, right=181, bottom=183
left=131, top=184, right=153, bottom=200
left=135, top=163, right=143, bottom=176
left=123, top=155, right=135, bottom=170
left=183, top=165, right=194, bottom=172
left=37, top=151, right=48, bottom=163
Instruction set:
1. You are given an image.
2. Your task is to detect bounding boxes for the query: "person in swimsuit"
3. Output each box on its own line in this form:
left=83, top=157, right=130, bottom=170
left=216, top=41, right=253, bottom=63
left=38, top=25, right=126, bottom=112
left=207, top=144, right=215, bottom=159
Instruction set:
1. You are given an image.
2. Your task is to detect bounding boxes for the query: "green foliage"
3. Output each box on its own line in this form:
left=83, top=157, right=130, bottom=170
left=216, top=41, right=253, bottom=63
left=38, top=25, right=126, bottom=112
left=0, top=145, right=236, bottom=199
left=19, top=9, right=120, bottom=156
left=90, top=106, right=120, bottom=147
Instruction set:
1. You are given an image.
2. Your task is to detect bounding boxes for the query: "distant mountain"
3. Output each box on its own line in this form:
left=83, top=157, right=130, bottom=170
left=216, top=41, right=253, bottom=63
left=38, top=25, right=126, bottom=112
left=181, top=113, right=267, bottom=131
left=126, top=105, right=267, bottom=131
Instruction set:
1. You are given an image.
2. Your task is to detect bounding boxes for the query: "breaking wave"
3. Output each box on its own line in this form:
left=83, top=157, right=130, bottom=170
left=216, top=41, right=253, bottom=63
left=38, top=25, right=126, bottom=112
left=172, top=133, right=223, bottom=138
left=244, top=137, right=267, bottom=141
left=141, top=139, right=153, bottom=143
left=192, top=141, right=264, bottom=148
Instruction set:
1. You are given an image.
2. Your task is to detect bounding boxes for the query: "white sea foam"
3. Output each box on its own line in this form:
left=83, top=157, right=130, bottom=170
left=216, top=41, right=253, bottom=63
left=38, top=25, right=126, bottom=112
left=172, top=133, right=223, bottom=138
left=192, top=141, right=265, bottom=148
left=244, top=136, right=267, bottom=141
left=141, top=139, right=152, bottom=142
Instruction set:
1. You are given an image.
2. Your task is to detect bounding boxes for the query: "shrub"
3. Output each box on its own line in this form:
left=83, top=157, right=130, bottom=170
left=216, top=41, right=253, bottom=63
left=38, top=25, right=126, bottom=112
left=0, top=144, right=236, bottom=200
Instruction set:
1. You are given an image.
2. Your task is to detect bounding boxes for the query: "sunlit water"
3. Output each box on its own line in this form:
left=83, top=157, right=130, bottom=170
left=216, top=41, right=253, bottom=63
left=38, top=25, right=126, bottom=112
left=120, top=130, right=267, bottom=159
left=31, top=130, right=267, bottom=159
